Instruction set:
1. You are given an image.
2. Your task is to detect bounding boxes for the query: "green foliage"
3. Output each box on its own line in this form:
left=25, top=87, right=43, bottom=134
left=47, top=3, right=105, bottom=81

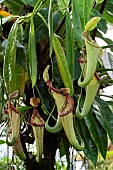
left=0, top=140, right=5, bottom=144
left=94, top=96, right=113, bottom=143
left=4, top=0, right=24, bottom=15
left=75, top=117, right=98, bottom=167
left=0, top=156, right=25, bottom=170
left=21, top=0, right=38, bottom=7
left=84, top=111, right=108, bottom=159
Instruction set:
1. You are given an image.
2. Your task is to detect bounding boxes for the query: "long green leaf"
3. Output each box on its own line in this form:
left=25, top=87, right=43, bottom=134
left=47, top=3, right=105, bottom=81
left=28, top=16, right=37, bottom=87
left=53, top=33, right=74, bottom=96
left=66, top=11, right=74, bottom=80
left=84, top=111, right=108, bottom=159
left=75, top=117, right=98, bottom=167
left=4, top=22, right=18, bottom=93
left=94, top=96, right=113, bottom=143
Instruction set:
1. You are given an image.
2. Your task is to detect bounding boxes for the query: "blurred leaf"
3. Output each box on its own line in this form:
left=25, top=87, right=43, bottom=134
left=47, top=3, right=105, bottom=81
left=59, top=135, right=70, bottom=168
left=106, top=100, right=113, bottom=107
left=94, top=96, right=113, bottom=143
left=21, top=0, right=37, bottom=7
left=0, top=16, right=13, bottom=26
left=96, top=0, right=104, bottom=4
left=84, top=111, right=108, bottom=159
left=105, top=0, right=113, bottom=15
left=17, top=106, right=32, bottom=112
left=75, top=117, right=98, bottom=167
left=4, top=0, right=24, bottom=15
left=102, top=52, right=113, bottom=80
left=102, top=11, right=113, bottom=24
left=0, top=140, right=5, bottom=144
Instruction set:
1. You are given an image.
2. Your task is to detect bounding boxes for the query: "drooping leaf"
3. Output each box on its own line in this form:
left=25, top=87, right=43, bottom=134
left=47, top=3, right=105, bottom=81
left=4, top=22, right=18, bottom=93
left=75, top=117, right=98, bottom=167
left=66, top=11, right=74, bottom=80
left=53, top=33, right=74, bottom=96
left=2, top=35, right=25, bottom=96
left=84, top=111, right=108, bottom=159
left=102, top=52, right=113, bottom=80
left=94, top=96, right=113, bottom=143
left=28, top=16, right=37, bottom=87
